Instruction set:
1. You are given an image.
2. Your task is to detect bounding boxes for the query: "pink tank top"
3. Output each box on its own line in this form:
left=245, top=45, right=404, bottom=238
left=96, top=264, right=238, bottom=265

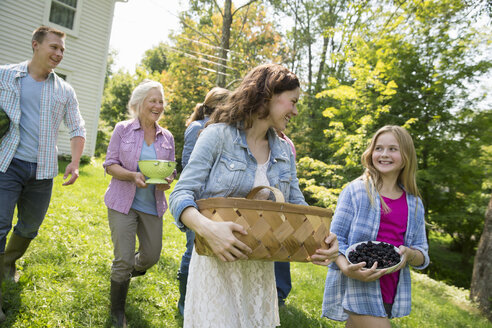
left=377, top=191, right=408, bottom=304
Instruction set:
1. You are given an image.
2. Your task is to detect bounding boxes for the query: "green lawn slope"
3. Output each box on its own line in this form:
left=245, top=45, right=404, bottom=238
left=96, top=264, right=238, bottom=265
left=1, top=159, right=490, bottom=327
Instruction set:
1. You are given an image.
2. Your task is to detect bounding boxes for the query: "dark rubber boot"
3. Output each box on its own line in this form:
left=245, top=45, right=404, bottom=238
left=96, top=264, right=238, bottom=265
left=131, top=252, right=146, bottom=278
left=177, top=271, right=188, bottom=316
left=3, top=234, right=32, bottom=282
left=0, top=254, right=6, bottom=322
left=110, top=279, right=130, bottom=328
left=130, top=268, right=146, bottom=278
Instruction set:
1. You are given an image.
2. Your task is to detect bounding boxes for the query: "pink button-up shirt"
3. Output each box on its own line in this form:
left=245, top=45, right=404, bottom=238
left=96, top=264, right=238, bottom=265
left=103, top=118, right=175, bottom=218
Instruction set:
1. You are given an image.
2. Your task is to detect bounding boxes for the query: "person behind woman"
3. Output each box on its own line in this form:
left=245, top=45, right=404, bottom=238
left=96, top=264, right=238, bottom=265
left=322, top=125, right=429, bottom=328
left=274, top=129, right=295, bottom=307
left=181, top=87, right=230, bottom=167
left=169, top=63, right=339, bottom=328
left=103, top=79, right=176, bottom=327
left=177, top=87, right=230, bottom=315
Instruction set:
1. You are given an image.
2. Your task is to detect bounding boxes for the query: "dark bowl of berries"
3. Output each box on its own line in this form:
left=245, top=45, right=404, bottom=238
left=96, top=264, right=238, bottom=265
left=345, top=241, right=403, bottom=274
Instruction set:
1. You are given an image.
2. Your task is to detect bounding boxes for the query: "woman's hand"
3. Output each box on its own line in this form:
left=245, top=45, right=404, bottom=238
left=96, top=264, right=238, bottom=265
left=311, top=232, right=339, bottom=266
left=337, top=255, right=387, bottom=282
left=180, top=207, right=252, bottom=262
left=201, top=221, right=252, bottom=262
left=156, top=184, right=170, bottom=191
left=133, top=172, right=147, bottom=188
left=156, top=175, right=174, bottom=191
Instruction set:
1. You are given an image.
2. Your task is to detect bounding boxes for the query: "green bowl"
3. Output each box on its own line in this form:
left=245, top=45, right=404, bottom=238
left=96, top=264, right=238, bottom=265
left=138, top=160, right=176, bottom=184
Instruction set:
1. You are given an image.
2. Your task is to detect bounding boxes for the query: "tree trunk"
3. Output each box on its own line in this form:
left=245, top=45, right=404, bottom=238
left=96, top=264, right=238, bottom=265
left=306, top=10, right=313, bottom=94
left=216, top=0, right=232, bottom=87
left=314, top=36, right=328, bottom=93
left=470, top=194, right=492, bottom=321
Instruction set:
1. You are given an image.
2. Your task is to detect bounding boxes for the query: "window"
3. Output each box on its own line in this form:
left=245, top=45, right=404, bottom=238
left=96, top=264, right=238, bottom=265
left=44, top=0, right=82, bottom=36
left=49, top=0, right=77, bottom=29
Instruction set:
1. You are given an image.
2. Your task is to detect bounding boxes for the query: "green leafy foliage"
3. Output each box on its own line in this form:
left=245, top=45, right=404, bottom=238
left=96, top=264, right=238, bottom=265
left=156, top=0, right=287, bottom=167
left=297, top=157, right=344, bottom=209
left=97, top=0, right=492, bottom=289
left=288, top=0, right=492, bottom=268
left=140, top=42, right=169, bottom=74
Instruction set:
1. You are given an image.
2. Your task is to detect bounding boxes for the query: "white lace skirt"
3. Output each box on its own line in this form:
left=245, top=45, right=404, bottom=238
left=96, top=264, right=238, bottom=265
left=183, top=248, right=280, bottom=328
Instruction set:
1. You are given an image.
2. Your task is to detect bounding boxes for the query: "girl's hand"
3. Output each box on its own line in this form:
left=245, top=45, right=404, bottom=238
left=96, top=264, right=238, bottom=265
left=337, top=255, right=387, bottom=282
left=134, top=172, right=147, bottom=188
left=312, top=232, right=339, bottom=266
left=396, top=245, right=423, bottom=269
left=394, top=245, right=410, bottom=271
left=201, top=220, right=252, bottom=262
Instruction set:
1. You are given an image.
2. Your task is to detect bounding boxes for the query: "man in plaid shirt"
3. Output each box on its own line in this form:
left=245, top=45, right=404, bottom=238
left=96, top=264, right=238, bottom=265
left=0, top=26, right=85, bottom=321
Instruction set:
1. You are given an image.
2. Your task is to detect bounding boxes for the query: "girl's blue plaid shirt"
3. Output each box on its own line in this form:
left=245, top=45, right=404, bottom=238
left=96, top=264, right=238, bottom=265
left=322, top=178, right=429, bottom=320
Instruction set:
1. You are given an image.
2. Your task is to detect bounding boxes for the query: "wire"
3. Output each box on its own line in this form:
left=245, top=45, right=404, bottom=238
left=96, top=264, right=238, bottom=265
left=197, top=66, right=231, bottom=76
left=179, top=36, right=243, bottom=57
left=164, top=44, right=238, bottom=71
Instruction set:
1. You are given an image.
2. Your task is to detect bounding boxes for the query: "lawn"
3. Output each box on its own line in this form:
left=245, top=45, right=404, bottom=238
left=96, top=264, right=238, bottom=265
left=1, top=159, right=490, bottom=327
left=424, top=231, right=474, bottom=289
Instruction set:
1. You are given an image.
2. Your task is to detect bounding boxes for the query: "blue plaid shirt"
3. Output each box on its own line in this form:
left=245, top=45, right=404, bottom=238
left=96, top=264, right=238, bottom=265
left=322, top=178, right=429, bottom=320
left=0, top=61, right=86, bottom=179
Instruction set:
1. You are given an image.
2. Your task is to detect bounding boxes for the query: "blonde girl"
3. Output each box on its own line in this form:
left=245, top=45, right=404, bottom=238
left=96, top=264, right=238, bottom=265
left=322, top=125, right=429, bottom=328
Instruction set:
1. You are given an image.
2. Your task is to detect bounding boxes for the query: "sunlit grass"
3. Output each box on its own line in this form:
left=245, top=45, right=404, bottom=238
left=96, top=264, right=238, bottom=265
left=1, top=159, right=489, bottom=327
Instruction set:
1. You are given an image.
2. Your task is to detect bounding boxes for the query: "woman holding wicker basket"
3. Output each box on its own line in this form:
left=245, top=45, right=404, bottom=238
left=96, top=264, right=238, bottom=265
left=169, top=63, right=338, bottom=328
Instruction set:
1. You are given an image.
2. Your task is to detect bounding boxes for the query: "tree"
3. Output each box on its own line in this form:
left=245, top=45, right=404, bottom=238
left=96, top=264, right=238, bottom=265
left=105, top=48, right=117, bottom=86
left=178, top=0, right=262, bottom=87
left=95, top=62, right=159, bottom=157
left=371, top=0, right=492, bottom=262
left=140, top=42, right=169, bottom=74
left=269, top=0, right=382, bottom=160
left=290, top=0, right=492, bottom=267
left=471, top=194, right=492, bottom=321
left=159, top=0, right=287, bottom=167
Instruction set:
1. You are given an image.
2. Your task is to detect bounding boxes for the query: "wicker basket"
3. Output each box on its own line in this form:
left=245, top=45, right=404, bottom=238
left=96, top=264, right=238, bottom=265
left=195, top=186, right=333, bottom=262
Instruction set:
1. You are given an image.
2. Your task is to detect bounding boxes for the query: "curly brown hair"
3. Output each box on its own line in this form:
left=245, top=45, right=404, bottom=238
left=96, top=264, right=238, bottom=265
left=208, top=64, right=300, bottom=129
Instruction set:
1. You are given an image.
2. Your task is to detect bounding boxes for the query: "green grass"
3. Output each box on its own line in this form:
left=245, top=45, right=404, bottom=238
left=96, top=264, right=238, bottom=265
left=424, top=231, right=473, bottom=288
left=1, top=159, right=490, bottom=327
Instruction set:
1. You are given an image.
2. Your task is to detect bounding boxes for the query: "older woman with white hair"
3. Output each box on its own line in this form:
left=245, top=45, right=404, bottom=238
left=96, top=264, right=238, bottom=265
left=103, top=79, right=176, bottom=327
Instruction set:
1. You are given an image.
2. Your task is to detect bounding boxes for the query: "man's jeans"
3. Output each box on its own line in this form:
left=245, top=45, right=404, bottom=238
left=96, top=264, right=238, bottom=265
left=0, top=158, right=53, bottom=252
left=178, top=229, right=195, bottom=275
left=275, top=261, right=292, bottom=303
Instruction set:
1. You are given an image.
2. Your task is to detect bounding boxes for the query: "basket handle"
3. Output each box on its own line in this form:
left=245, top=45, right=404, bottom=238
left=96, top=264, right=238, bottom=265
left=246, top=186, right=285, bottom=203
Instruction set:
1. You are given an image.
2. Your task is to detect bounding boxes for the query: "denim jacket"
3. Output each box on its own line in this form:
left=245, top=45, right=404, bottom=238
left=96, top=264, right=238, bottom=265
left=181, top=117, right=209, bottom=168
left=169, top=123, right=307, bottom=231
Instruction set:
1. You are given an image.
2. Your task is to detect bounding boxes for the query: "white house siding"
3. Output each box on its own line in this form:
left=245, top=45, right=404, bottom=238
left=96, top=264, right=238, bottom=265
left=0, top=0, right=120, bottom=158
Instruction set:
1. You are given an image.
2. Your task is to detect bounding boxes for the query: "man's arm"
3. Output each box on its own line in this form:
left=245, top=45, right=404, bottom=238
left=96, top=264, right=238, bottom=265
left=63, top=136, right=85, bottom=185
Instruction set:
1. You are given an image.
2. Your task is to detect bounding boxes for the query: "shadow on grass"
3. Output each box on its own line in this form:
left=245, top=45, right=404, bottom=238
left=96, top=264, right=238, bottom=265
left=109, top=255, right=183, bottom=328
left=423, top=233, right=473, bottom=289
left=1, top=280, right=23, bottom=327
left=278, top=303, right=335, bottom=328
